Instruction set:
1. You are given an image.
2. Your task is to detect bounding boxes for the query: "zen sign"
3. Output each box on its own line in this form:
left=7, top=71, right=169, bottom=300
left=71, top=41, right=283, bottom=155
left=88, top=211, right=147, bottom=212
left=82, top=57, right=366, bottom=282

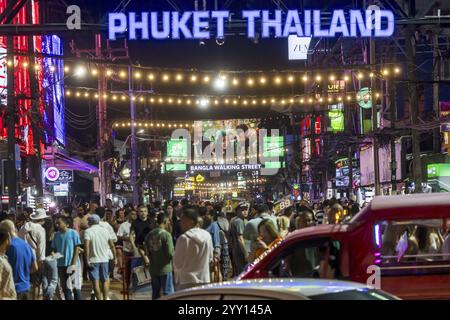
left=45, top=168, right=74, bottom=184
left=288, top=35, right=311, bottom=60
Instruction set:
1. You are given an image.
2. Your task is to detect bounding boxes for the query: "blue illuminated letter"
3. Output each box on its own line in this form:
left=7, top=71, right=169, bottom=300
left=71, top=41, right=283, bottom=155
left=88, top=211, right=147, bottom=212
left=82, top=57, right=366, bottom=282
left=242, top=10, right=260, bottom=38
left=129, top=12, right=149, bottom=40
left=151, top=12, right=170, bottom=39
left=350, top=10, right=371, bottom=37
left=375, top=10, right=395, bottom=37
left=329, top=10, right=349, bottom=37
left=212, top=11, right=229, bottom=39
left=304, top=10, right=311, bottom=36
left=282, top=10, right=303, bottom=37
left=313, top=10, right=329, bottom=37
left=108, top=13, right=127, bottom=40
left=172, top=11, right=193, bottom=39
left=262, top=10, right=282, bottom=38
left=193, top=11, right=210, bottom=39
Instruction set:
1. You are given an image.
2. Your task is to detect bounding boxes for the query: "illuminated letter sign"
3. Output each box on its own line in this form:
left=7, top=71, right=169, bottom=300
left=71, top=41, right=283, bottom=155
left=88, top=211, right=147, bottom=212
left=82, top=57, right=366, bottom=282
left=108, top=9, right=395, bottom=40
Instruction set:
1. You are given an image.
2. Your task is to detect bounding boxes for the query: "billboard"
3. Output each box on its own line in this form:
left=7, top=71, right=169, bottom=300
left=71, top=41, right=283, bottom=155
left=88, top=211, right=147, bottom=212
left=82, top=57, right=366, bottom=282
left=42, top=35, right=66, bottom=146
left=360, top=142, right=402, bottom=186
left=328, top=104, right=344, bottom=132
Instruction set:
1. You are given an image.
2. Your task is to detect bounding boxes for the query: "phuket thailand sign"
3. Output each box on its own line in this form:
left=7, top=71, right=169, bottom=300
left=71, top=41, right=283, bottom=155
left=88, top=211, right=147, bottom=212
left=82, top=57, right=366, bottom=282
left=109, top=9, right=395, bottom=40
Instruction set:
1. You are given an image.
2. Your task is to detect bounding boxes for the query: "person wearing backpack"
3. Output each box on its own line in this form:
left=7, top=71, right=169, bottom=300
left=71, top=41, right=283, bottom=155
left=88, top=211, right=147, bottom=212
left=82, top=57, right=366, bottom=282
left=215, top=209, right=231, bottom=281
left=18, top=208, right=48, bottom=299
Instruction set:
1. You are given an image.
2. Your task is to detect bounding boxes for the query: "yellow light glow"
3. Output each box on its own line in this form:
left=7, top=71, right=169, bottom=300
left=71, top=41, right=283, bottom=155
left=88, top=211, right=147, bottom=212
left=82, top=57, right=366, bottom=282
left=203, top=75, right=210, bottom=83
left=162, top=74, right=170, bottom=81
left=168, top=98, right=173, bottom=103
left=224, top=99, right=229, bottom=104
left=158, top=98, right=164, bottom=103
left=177, top=99, right=182, bottom=104
left=382, top=69, right=389, bottom=76
left=287, top=75, right=294, bottom=82
left=315, top=75, right=321, bottom=82
left=76, top=92, right=80, bottom=97
left=106, top=70, right=112, bottom=77
left=302, top=75, right=308, bottom=82
left=176, top=74, right=183, bottom=81
left=190, top=75, right=197, bottom=82
left=119, top=71, right=127, bottom=78
left=262, top=99, right=267, bottom=104
left=186, top=99, right=191, bottom=105
left=232, top=78, right=239, bottom=86
left=134, top=72, right=141, bottom=79
left=274, top=77, right=282, bottom=84
left=247, top=78, right=254, bottom=86
left=91, top=69, right=98, bottom=76
left=22, top=62, right=29, bottom=68
left=369, top=72, right=374, bottom=78
left=148, top=73, right=155, bottom=80
left=329, top=75, right=335, bottom=81
left=300, top=98, right=304, bottom=103
left=112, top=95, right=117, bottom=100
left=394, top=67, right=400, bottom=74
left=344, top=75, right=349, bottom=81
left=252, top=100, right=257, bottom=105
left=150, top=98, right=155, bottom=103
left=66, top=91, right=71, bottom=96
left=121, top=95, right=126, bottom=100
left=64, top=66, right=70, bottom=72
left=260, top=77, right=266, bottom=84
left=233, top=100, right=238, bottom=105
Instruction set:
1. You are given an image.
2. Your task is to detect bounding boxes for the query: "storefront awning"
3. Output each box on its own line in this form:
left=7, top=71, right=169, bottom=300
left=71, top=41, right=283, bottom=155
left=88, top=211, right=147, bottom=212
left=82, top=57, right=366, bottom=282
left=43, top=146, right=98, bottom=174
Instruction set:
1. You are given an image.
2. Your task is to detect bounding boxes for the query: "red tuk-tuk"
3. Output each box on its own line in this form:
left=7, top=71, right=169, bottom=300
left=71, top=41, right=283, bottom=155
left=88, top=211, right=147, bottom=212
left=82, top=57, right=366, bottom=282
left=239, top=193, right=450, bottom=299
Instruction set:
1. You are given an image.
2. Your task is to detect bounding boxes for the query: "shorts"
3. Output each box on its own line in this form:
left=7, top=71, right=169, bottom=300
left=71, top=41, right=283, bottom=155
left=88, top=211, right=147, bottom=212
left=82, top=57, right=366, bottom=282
left=31, top=268, right=43, bottom=286
left=88, top=262, right=110, bottom=281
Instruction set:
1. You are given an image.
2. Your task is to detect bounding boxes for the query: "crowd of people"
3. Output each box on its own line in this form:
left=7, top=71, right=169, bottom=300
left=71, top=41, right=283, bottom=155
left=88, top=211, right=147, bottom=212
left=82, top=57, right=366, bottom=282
left=0, top=196, right=363, bottom=300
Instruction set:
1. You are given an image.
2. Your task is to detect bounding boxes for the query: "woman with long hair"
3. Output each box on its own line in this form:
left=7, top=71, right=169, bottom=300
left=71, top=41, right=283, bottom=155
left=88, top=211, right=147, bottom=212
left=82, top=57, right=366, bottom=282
left=249, top=219, right=282, bottom=262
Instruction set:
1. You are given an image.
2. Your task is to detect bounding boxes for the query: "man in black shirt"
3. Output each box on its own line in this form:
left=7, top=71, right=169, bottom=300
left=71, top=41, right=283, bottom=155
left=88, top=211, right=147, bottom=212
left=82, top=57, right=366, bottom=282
left=130, top=205, right=153, bottom=265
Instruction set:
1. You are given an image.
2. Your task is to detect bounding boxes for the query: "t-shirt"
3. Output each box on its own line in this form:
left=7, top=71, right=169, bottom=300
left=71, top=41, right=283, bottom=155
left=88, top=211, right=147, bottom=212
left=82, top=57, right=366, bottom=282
left=230, top=216, right=247, bottom=255
left=117, top=221, right=133, bottom=253
left=6, top=237, right=35, bottom=294
left=84, top=224, right=114, bottom=263
left=206, top=222, right=221, bottom=250
left=144, top=227, right=174, bottom=276
left=52, top=229, right=81, bottom=267
left=131, top=218, right=153, bottom=247
left=0, top=254, right=17, bottom=299
left=18, top=221, right=46, bottom=262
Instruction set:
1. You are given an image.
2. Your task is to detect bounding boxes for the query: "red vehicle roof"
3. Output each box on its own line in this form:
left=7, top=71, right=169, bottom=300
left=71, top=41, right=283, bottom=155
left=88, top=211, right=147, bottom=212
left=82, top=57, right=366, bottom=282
left=283, top=223, right=350, bottom=242
left=351, top=193, right=450, bottom=223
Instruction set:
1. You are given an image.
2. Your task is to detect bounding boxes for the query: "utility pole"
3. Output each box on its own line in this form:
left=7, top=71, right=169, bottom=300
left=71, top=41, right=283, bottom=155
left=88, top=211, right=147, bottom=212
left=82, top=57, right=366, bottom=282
left=6, top=35, right=17, bottom=210
left=370, top=37, right=381, bottom=196
left=71, top=37, right=128, bottom=205
left=406, top=25, right=423, bottom=193
left=96, top=34, right=108, bottom=206
left=27, top=0, right=43, bottom=204
left=388, top=78, right=397, bottom=194
left=432, top=26, right=440, bottom=153
left=129, top=65, right=139, bottom=206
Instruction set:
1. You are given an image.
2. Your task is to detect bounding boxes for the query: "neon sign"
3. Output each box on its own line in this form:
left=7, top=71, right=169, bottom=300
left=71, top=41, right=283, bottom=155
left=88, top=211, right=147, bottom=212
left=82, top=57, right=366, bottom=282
left=109, top=9, right=395, bottom=40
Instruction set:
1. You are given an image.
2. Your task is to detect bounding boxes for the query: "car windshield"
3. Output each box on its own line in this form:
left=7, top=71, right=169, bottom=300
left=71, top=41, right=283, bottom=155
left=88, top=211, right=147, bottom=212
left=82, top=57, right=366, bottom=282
left=309, top=289, right=396, bottom=300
